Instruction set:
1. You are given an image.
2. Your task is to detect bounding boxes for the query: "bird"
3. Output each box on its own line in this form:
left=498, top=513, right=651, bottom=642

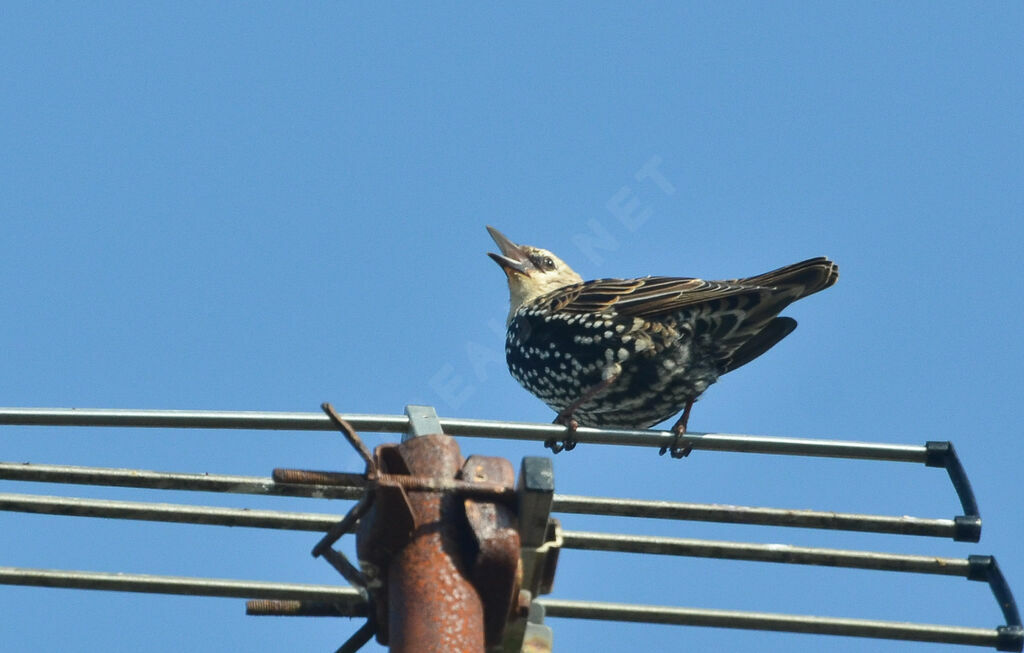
left=486, top=226, right=838, bottom=457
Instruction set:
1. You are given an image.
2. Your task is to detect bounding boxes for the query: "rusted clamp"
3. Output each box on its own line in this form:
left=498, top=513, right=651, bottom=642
left=461, top=454, right=522, bottom=646
left=278, top=404, right=559, bottom=653
left=355, top=438, right=522, bottom=650
left=303, top=405, right=532, bottom=651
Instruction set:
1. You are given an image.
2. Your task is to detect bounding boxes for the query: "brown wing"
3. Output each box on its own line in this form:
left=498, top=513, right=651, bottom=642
left=538, top=257, right=838, bottom=319
left=539, top=276, right=772, bottom=318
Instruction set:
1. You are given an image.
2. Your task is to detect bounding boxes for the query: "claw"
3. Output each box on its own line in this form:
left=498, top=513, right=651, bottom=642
left=547, top=417, right=579, bottom=454
left=659, top=399, right=694, bottom=459
left=659, top=429, right=693, bottom=458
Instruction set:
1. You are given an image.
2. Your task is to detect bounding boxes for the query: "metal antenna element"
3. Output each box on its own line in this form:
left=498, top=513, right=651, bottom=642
left=0, top=462, right=965, bottom=539
left=0, top=405, right=984, bottom=541
left=0, top=404, right=1020, bottom=652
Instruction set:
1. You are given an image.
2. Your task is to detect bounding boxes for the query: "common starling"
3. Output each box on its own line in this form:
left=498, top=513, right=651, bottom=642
left=487, top=226, right=838, bottom=457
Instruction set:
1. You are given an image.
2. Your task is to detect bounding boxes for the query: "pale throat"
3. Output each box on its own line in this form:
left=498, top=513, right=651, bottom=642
left=505, top=272, right=582, bottom=325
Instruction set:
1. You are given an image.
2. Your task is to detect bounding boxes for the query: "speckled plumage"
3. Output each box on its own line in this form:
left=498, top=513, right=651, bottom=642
left=487, top=226, right=838, bottom=455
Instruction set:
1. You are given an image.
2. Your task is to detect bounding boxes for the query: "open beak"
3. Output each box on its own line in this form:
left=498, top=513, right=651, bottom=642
left=487, top=226, right=533, bottom=276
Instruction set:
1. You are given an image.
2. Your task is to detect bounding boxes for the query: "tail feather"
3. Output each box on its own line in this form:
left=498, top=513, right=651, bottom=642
left=741, top=257, right=839, bottom=300
left=712, top=258, right=837, bottom=373
left=722, top=317, right=797, bottom=373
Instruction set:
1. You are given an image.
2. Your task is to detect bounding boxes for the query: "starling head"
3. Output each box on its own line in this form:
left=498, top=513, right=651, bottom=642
left=487, top=226, right=583, bottom=324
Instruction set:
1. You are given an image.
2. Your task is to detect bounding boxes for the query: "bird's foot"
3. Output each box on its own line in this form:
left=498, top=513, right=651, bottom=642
left=547, top=416, right=579, bottom=453
left=660, top=402, right=694, bottom=459
left=659, top=422, right=693, bottom=458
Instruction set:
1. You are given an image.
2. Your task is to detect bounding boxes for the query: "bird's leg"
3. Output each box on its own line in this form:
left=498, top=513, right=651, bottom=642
left=547, top=372, right=620, bottom=453
left=660, top=398, right=694, bottom=458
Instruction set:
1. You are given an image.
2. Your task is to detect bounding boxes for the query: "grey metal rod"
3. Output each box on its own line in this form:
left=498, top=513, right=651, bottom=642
left=0, top=492, right=339, bottom=531
left=0, top=566, right=363, bottom=603
left=0, top=407, right=927, bottom=462
left=0, top=566, right=1005, bottom=648
left=440, top=416, right=927, bottom=461
left=552, top=493, right=958, bottom=538
left=536, top=599, right=1002, bottom=648
left=0, top=462, right=951, bottom=537
left=0, top=492, right=972, bottom=578
left=0, top=462, right=957, bottom=539
left=561, top=530, right=971, bottom=576
left=0, top=462, right=362, bottom=500
left=0, top=407, right=367, bottom=431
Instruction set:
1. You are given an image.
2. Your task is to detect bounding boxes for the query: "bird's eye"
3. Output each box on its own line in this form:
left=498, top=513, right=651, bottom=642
left=529, top=254, right=556, bottom=271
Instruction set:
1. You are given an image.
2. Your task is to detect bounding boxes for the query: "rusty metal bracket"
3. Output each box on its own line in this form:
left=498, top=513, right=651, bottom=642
left=369, top=435, right=487, bottom=650
left=274, top=404, right=552, bottom=653
left=461, top=454, right=522, bottom=647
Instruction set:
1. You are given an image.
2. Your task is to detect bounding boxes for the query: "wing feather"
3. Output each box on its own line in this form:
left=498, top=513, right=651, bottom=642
left=533, top=258, right=837, bottom=319
left=538, top=276, right=772, bottom=318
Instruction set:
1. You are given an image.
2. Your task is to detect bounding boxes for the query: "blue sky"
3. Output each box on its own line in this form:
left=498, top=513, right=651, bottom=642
left=1, top=3, right=1022, bottom=651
